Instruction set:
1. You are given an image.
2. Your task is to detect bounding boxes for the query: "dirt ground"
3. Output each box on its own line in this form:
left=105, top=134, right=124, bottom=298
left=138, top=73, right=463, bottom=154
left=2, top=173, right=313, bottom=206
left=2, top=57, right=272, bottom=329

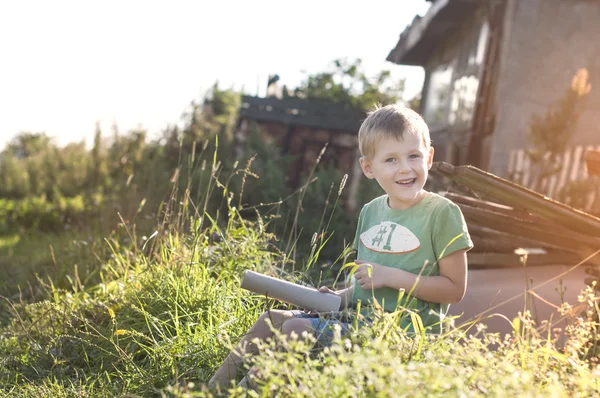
left=449, top=264, right=590, bottom=337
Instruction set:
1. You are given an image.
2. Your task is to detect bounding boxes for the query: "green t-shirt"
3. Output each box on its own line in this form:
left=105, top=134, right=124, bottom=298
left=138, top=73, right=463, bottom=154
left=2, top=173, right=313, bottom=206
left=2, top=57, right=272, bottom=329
left=352, top=192, right=473, bottom=334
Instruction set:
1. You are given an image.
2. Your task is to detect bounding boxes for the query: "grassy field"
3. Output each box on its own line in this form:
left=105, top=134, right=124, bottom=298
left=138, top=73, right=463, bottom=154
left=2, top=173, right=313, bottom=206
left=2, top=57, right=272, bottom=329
left=1, top=207, right=600, bottom=398
left=1, top=153, right=600, bottom=397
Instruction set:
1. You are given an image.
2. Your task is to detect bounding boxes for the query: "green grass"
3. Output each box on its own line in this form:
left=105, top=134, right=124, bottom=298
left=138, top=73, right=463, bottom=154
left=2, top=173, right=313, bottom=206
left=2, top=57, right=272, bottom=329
left=0, top=230, right=109, bottom=304
left=0, top=212, right=280, bottom=396
left=1, top=210, right=600, bottom=397
left=1, top=144, right=600, bottom=397
left=0, top=233, right=19, bottom=250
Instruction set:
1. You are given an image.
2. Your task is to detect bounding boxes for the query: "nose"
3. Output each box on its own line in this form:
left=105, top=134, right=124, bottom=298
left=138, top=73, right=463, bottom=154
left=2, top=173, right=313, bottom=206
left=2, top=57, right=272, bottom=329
left=397, top=158, right=411, bottom=174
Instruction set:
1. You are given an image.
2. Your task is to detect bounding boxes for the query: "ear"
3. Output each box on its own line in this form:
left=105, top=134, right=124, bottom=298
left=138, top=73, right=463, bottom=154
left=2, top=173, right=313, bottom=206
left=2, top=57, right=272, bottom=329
left=359, top=157, right=375, bottom=179
left=427, top=146, right=435, bottom=170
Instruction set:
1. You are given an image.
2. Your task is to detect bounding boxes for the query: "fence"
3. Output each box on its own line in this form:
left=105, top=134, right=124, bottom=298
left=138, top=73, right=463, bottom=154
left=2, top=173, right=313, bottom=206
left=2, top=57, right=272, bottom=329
left=507, top=145, right=600, bottom=213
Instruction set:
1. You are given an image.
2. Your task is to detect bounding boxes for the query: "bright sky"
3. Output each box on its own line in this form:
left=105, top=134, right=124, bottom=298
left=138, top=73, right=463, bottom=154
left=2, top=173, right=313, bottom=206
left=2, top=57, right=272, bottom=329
left=0, top=0, right=430, bottom=150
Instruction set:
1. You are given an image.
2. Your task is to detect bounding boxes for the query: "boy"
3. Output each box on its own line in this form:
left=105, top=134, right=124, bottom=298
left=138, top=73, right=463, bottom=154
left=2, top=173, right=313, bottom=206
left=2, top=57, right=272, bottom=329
left=209, top=105, right=472, bottom=388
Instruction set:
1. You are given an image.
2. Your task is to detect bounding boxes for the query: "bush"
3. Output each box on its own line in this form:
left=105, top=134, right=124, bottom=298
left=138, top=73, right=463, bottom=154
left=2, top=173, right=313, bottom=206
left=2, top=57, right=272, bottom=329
left=0, top=194, right=100, bottom=233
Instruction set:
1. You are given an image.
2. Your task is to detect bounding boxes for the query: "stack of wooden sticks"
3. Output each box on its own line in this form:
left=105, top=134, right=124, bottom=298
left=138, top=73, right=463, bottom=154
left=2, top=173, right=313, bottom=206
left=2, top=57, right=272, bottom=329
left=429, top=160, right=600, bottom=289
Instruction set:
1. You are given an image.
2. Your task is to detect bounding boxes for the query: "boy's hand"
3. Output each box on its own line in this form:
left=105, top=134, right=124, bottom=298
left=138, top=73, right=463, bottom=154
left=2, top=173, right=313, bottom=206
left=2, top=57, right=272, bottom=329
left=354, top=260, right=388, bottom=290
left=318, top=286, right=346, bottom=310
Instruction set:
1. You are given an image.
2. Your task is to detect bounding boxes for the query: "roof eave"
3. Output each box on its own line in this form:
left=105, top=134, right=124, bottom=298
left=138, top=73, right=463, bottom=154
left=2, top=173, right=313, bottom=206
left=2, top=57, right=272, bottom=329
left=387, top=0, right=480, bottom=66
left=386, top=0, right=450, bottom=66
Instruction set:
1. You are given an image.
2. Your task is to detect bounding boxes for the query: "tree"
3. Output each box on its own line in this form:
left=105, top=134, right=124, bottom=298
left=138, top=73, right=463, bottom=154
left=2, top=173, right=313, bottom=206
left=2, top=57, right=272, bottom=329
left=527, top=68, right=592, bottom=192
left=291, top=58, right=404, bottom=110
left=89, top=121, right=109, bottom=192
left=5, top=132, right=52, bottom=158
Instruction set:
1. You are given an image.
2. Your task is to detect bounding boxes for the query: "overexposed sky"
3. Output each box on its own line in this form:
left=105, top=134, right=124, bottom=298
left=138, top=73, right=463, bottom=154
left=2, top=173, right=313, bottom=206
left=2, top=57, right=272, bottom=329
left=0, top=0, right=430, bottom=150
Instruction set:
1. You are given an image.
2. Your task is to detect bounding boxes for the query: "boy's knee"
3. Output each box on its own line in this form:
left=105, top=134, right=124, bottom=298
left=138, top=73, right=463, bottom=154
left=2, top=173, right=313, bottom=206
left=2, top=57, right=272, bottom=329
left=257, top=309, right=295, bottom=329
left=281, top=318, right=314, bottom=338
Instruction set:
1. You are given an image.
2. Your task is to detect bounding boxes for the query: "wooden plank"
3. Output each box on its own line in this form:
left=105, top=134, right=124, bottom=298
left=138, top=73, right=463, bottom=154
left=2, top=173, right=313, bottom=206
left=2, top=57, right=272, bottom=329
left=468, top=225, right=568, bottom=253
left=584, top=146, right=598, bottom=211
left=585, top=150, right=600, bottom=177
left=507, top=150, right=516, bottom=179
left=570, top=146, right=584, bottom=181
left=556, top=147, right=572, bottom=197
left=431, top=162, right=600, bottom=237
left=468, top=251, right=597, bottom=269
left=445, top=192, right=551, bottom=226
left=546, top=152, right=560, bottom=197
left=470, top=235, right=526, bottom=254
left=515, top=149, right=525, bottom=185
left=458, top=203, right=600, bottom=257
left=522, top=152, right=532, bottom=188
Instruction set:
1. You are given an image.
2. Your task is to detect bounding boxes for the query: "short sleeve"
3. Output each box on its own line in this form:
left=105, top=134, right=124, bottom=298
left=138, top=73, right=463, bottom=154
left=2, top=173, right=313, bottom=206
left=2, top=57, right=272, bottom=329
left=352, top=206, right=366, bottom=251
left=432, top=201, right=473, bottom=260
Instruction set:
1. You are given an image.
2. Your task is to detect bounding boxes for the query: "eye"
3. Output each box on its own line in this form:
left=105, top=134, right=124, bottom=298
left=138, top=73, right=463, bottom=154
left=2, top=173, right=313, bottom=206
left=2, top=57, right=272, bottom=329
left=409, top=154, right=421, bottom=159
left=385, top=157, right=397, bottom=163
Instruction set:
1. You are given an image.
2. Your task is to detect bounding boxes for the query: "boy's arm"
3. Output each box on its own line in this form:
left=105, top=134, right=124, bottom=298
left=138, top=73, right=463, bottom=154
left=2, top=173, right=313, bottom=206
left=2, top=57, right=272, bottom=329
left=319, top=284, right=355, bottom=310
left=354, top=249, right=468, bottom=304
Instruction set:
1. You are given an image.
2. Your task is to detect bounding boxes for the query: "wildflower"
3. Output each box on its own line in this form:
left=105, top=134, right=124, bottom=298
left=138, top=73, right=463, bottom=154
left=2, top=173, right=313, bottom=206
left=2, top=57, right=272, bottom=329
left=339, top=174, right=348, bottom=195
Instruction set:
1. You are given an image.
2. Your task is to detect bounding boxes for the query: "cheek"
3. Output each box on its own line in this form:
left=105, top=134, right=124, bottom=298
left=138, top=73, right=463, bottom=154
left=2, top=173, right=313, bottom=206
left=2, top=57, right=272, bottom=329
left=412, top=160, right=428, bottom=173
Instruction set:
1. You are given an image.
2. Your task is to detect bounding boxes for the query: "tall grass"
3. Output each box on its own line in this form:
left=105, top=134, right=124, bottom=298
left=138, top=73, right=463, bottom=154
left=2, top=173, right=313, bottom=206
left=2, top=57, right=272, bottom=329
left=1, top=139, right=600, bottom=397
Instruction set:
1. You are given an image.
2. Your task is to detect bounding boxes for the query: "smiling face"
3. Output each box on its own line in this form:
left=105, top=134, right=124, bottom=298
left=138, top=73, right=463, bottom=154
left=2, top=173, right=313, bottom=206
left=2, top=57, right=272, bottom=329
left=359, top=132, right=434, bottom=210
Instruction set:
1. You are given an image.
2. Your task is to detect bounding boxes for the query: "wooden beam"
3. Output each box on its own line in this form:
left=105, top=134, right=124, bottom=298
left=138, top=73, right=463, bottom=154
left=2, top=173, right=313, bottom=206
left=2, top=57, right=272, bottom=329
left=468, top=251, right=596, bottom=269
left=468, top=225, right=568, bottom=253
left=445, top=192, right=551, bottom=226
left=431, top=162, right=600, bottom=237
left=470, top=235, right=523, bottom=254
left=458, top=203, right=600, bottom=258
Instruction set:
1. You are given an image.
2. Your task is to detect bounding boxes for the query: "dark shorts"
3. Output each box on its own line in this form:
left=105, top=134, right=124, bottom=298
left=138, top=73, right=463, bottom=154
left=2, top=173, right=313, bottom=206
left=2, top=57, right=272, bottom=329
left=291, top=310, right=360, bottom=346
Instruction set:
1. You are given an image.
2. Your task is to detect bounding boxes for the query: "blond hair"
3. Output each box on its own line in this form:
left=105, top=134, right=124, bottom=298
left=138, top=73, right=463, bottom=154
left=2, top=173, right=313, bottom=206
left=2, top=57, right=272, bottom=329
left=358, top=105, right=431, bottom=159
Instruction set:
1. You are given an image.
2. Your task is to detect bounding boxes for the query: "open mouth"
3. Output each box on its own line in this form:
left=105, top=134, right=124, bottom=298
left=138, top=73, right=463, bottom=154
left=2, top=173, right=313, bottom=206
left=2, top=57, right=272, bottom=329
left=396, top=178, right=416, bottom=185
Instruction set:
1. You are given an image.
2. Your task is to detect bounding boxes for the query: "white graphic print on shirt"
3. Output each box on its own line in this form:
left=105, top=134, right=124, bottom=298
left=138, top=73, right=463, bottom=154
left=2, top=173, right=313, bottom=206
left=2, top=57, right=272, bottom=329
left=360, top=221, right=420, bottom=254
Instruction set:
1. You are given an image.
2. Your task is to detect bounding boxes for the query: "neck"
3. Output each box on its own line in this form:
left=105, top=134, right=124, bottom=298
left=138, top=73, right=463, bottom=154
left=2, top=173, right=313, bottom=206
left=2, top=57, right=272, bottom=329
left=388, top=190, right=428, bottom=210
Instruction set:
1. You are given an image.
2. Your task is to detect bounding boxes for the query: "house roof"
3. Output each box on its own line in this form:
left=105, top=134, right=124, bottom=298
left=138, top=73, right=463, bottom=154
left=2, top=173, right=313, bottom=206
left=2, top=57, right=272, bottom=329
left=387, top=0, right=481, bottom=66
left=239, top=96, right=364, bottom=133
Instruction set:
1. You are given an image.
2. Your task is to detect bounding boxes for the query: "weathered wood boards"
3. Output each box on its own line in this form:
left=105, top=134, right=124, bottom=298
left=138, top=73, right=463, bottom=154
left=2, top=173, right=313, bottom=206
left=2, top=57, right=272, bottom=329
left=431, top=162, right=600, bottom=237
left=430, top=162, right=600, bottom=271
